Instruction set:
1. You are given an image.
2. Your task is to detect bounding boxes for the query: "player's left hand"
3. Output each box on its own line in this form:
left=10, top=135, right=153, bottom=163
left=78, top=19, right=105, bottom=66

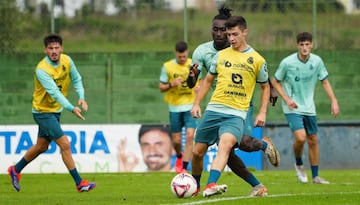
left=331, top=100, right=340, bottom=118
left=254, top=112, right=266, bottom=127
left=78, top=99, right=88, bottom=112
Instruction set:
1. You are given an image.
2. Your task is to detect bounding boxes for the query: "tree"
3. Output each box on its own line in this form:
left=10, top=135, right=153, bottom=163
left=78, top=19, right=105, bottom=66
left=0, top=0, right=21, bottom=53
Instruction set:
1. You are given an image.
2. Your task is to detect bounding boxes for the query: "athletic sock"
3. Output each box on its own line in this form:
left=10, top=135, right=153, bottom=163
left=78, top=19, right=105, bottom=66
left=311, top=165, right=319, bottom=178
left=207, top=169, right=221, bottom=185
left=295, top=157, right=303, bottom=166
left=246, top=173, right=261, bottom=187
left=69, top=168, right=82, bottom=185
left=15, top=157, right=28, bottom=173
left=261, top=141, right=267, bottom=151
left=182, top=161, right=188, bottom=170
left=192, top=174, right=201, bottom=188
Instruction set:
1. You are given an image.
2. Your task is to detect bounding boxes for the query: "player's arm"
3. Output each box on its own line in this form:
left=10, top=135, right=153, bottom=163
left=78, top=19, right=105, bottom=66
left=159, top=66, right=172, bottom=92
left=69, top=57, right=88, bottom=112
left=191, top=73, right=214, bottom=118
left=271, top=77, right=298, bottom=109
left=254, top=82, right=270, bottom=127
left=321, top=78, right=340, bottom=118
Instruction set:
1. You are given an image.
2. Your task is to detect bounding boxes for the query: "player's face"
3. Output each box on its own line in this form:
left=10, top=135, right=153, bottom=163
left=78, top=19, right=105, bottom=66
left=297, top=40, right=313, bottom=59
left=175, top=50, right=188, bottom=65
left=140, top=130, right=172, bottom=171
left=212, top=19, right=229, bottom=50
left=45, top=42, right=63, bottom=63
left=227, top=26, right=248, bottom=51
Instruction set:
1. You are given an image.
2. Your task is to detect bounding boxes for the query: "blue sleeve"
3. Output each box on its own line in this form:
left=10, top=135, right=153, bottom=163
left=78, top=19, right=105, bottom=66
left=35, top=69, right=74, bottom=111
left=68, top=57, right=85, bottom=99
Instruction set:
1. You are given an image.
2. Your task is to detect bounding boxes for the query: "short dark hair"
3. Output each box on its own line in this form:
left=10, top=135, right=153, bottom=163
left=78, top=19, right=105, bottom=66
left=296, top=32, right=313, bottom=43
left=175, top=41, right=188, bottom=53
left=225, top=16, right=247, bottom=30
left=138, top=124, right=171, bottom=143
left=44, top=34, right=62, bottom=47
left=213, top=5, right=232, bottom=20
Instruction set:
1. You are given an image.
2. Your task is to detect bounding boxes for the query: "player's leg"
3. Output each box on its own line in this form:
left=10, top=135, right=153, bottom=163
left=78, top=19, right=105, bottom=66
left=182, top=111, right=197, bottom=172
left=192, top=110, right=219, bottom=195
left=8, top=113, right=54, bottom=191
left=8, top=137, right=50, bottom=191
left=169, top=112, right=184, bottom=173
left=227, top=148, right=268, bottom=197
left=239, top=104, right=280, bottom=166
left=203, top=116, right=243, bottom=197
left=55, top=135, right=96, bottom=192
left=192, top=142, right=208, bottom=192
left=285, top=113, right=309, bottom=183
left=304, top=116, right=329, bottom=184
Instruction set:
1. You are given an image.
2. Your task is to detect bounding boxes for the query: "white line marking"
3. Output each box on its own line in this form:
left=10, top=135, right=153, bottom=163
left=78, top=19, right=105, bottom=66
left=162, top=191, right=360, bottom=205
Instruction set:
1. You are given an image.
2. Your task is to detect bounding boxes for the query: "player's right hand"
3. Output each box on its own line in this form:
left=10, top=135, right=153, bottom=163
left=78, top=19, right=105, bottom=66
left=191, top=105, right=201, bottom=118
left=72, top=106, right=86, bottom=120
left=189, top=63, right=199, bottom=77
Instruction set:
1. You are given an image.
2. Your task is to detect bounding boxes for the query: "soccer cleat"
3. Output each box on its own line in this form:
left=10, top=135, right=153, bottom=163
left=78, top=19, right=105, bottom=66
left=175, top=154, right=183, bottom=173
left=179, top=168, right=188, bottom=173
left=192, top=187, right=200, bottom=197
left=202, top=183, right=227, bottom=197
left=8, top=165, right=21, bottom=192
left=249, top=184, right=268, bottom=197
left=312, top=176, right=330, bottom=184
left=263, top=136, right=281, bottom=167
left=77, top=179, right=96, bottom=192
left=294, top=164, right=308, bottom=183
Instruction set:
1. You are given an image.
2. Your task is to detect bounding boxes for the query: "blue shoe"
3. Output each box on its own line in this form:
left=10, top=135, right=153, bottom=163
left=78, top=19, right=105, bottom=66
left=8, top=166, right=21, bottom=191
left=77, top=179, right=96, bottom=192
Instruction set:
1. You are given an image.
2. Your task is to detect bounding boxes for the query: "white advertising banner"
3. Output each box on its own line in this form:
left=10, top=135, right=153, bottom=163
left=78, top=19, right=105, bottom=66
left=0, top=124, right=262, bottom=174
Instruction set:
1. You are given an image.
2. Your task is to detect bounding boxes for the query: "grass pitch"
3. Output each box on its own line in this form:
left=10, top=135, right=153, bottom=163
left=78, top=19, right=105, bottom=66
left=1, top=170, right=359, bottom=205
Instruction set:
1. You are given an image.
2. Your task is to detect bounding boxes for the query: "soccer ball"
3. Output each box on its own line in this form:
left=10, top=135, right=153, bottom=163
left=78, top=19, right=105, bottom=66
left=170, top=173, right=198, bottom=198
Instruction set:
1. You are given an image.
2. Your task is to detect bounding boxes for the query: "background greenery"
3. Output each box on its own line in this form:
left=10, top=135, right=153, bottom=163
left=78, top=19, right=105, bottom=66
left=0, top=0, right=359, bottom=124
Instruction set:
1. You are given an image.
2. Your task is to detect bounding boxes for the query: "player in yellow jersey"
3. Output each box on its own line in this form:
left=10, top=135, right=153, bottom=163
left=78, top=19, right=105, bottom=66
left=188, top=6, right=278, bottom=197
left=191, top=16, right=270, bottom=197
left=7, top=34, right=95, bottom=192
left=159, top=41, right=198, bottom=173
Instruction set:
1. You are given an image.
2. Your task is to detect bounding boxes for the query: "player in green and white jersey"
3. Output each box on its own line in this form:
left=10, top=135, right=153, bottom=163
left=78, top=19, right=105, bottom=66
left=272, top=32, right=340, bottom=184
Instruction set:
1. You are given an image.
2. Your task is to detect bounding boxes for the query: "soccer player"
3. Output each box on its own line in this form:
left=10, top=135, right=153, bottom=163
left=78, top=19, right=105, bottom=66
left=7, top=34, right=96, bottom=192
left=159, top=41, right=198, bottom=173
left=188, top=6, right=279, bottom=197
left=271, top=32, right=340, bottom=184
left=191, top=15, right=271, bottom=197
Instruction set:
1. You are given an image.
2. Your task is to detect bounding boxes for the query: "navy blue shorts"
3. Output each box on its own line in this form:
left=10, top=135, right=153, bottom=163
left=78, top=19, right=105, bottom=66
left=285, top=113, right=318, bottom=135
left=33, top=113, right=64, bottom=140
left=195, top=110, right=244, bottom=146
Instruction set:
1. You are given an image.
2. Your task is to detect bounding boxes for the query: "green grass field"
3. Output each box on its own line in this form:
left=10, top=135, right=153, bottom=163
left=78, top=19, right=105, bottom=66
left=1, top=170, right=359, bottom=205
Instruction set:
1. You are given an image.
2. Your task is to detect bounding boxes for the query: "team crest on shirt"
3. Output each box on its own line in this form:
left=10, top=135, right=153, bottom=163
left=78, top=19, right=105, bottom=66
left=62, top=65, right=66, bottom=71
left=225, top=61, right=232, bottom=67
left=247, top=57, right=254, bottom=64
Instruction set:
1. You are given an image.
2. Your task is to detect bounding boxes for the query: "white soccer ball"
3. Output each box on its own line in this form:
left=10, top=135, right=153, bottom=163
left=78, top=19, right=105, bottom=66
left=170, top=173, right=198, bottom=198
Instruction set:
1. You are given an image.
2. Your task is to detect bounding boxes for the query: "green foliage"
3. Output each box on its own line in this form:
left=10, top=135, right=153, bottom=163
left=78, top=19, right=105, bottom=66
left=0, top=0, right=21, bottom=53
left=0, top=170, right=359, bottom=204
